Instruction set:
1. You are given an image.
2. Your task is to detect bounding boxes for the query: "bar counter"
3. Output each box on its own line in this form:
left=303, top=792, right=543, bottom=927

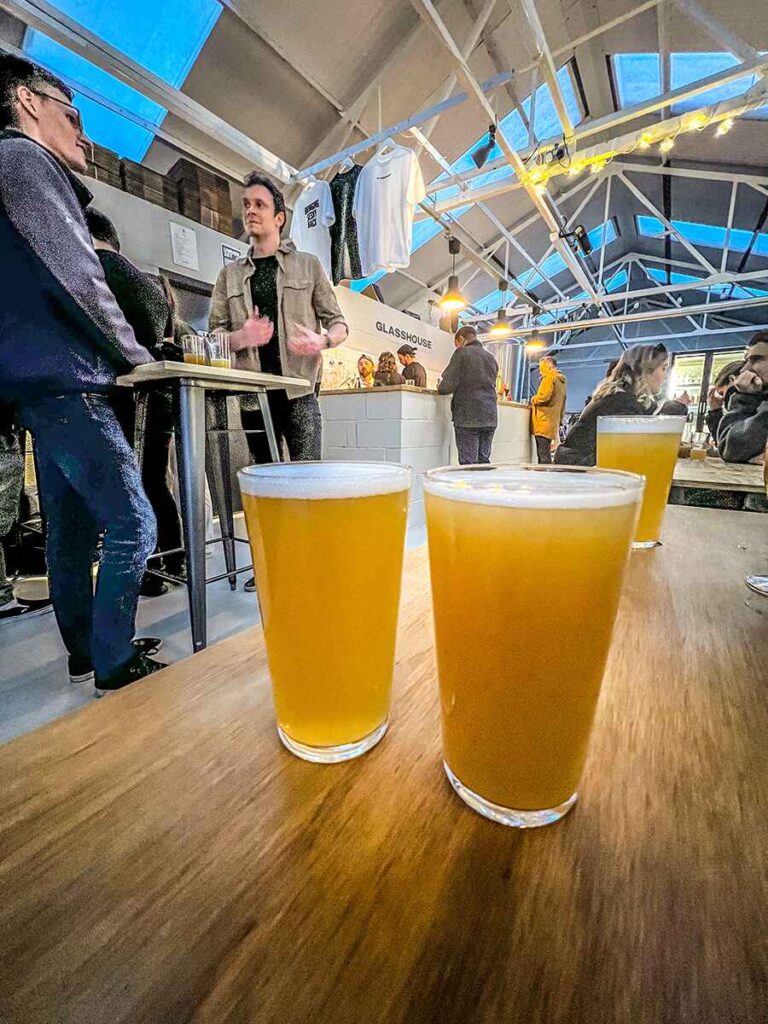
left=319, top=385, right=531, bottom=524
left=0, top=507, right=765, bottom=1022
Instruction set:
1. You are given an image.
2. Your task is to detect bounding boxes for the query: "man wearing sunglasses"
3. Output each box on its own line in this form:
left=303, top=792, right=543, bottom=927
left=0, top=55, right=164, bottom=693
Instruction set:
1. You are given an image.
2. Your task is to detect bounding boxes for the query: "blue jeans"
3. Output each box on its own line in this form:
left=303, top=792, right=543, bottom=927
left=19, top=394, right=156, bottom=677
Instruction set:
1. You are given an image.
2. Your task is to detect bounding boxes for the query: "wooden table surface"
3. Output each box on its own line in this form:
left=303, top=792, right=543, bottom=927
left=673, top=456, right=764, bottom=493
left=1, top=507, right=766, bottom=1024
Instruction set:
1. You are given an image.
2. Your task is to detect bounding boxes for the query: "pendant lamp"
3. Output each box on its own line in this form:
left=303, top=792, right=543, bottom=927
left=440, top=238, right=467, bottom=312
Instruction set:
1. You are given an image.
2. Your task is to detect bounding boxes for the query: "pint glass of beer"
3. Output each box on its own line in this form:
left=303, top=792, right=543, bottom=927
left=424, top=465, right=643, bottom=827
left=239, top=462, right=411, bottom=763
left=597, top=415, right=686, bottom=547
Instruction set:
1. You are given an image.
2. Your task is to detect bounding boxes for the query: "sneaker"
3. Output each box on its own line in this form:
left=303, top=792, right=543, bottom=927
left=69, top=637, right=163, bottom=684
left=244, top=576, right=256, bottom=593
left=95, top=652, right=165, bottom=697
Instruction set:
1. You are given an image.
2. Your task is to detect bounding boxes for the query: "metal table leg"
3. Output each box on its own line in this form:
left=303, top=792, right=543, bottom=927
left=257, top=389, right=282, bottom=463
left=206, top=393, right=237, bottom=590
left=174, top=382, right=208, bottom=652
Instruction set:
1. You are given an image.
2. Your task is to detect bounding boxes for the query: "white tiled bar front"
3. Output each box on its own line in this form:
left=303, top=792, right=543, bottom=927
left=320, top=386, right=531, bottom=527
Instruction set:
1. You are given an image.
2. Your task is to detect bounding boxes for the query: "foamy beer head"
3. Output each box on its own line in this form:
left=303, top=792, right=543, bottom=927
left=423, top=463, right=644, bottom=509
left=238, top=461, right=411, bottom=500
left=596, top=415, right=687, bottom=437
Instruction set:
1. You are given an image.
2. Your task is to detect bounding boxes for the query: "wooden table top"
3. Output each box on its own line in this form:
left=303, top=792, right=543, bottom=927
left=673, top=455, right=765, bottom=493
left=1, top=507, right=766, bottom=1024
left=117, top=360, right=308, bottom=392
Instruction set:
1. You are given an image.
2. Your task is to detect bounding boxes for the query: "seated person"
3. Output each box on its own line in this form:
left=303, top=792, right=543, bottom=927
left=718, top=333, right=768, bottom=464
left=373, top=351, right=405, bottom=387
left=555, top=343, right=688, bottom=466
left=706, top=359, right=744, bottom=442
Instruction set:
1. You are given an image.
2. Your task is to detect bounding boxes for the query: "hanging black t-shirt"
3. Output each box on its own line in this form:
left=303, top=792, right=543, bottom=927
left=249, top=255, right=282, bottom=375
left=329, top=164, right=363, bottom=285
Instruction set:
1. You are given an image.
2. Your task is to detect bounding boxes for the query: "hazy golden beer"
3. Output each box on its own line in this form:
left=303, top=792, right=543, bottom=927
left=597, top=416, right=686, bottom=547
left=239, top=462, right=411, bottom=762
left=424, top=466, right=643, bottom=827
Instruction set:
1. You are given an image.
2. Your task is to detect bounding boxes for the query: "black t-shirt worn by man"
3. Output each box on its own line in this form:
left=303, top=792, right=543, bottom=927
left=249, top=255, right=281, bottom=375
left=402, top=360, right=427, bottom=389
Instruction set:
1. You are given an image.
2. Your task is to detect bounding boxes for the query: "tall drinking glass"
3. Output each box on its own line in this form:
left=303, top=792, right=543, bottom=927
left=424, top=465, right=643, bottom=827
left=597, top=415, right=686, bottom=547
left=239, top=462, right=411, bottom=763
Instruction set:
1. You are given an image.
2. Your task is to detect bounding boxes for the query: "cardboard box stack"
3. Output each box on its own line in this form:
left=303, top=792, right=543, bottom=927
left=168, top=158, right=233, bottom=236
left=83, top=142, right=122, bottom=188
left=120, top=159, right=179, bottom=213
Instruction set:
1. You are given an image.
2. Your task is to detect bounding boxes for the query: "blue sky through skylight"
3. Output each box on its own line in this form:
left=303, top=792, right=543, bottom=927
left=611, top=52, right=766, bottom=119
left=24, top=0, right=221, bottom=160
left=643, top=265, right=768, bottom=300
left=636, top=215, right=768, bottom=257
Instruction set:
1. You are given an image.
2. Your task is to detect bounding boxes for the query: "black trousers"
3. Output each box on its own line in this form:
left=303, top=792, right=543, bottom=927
left=454, top=425, right=495, bottom=465
left=114, top=390, right=184, bottom=571
left=534, top=434, right=553, bottom=465
left=240, top=392, right=322, bottom=464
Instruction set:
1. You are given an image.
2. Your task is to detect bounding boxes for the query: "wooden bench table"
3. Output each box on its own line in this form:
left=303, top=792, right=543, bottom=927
left=0, top=507, right=766, bottom=1023
left=673, top=455, right=764, bottom=493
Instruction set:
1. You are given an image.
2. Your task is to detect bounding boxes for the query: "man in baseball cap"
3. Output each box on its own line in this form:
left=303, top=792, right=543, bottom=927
left=396, top=344, right=427, bottom=389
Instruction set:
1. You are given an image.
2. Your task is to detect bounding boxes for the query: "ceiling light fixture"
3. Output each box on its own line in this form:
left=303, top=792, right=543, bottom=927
left=638, top=133, right=654, bottom=150
left=716, top=117, right=735, bottom=137
left=440, top=237, right=467, bottom=312
left=488, top=279, right=512, bottom=338
left=471, top=124, right=497, bottom=169
left=659, top=137, right=675, bottom=154
left=525, top=332, right=545, bottom=354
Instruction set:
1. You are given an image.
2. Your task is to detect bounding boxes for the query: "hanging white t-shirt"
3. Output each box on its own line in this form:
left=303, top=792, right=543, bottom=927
left=289, top=178, right=335, bottom=279
left=353, top=147, right=426, bottom=276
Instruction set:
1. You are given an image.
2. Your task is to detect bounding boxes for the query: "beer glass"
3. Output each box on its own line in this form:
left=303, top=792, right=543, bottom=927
left=424, top=465, right=643, bottom=827
left=597, top=416, right=686, bottom=547
left=181, top=334, right=205, bottom=365
left=205, top=332, right=231, bottom=368
left=239, top=462, right=411, bottom=763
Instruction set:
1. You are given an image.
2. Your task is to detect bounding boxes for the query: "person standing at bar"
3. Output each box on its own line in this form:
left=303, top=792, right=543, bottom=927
left=85, top=207, right=185, bottom=596
left=530, top=355, right=567, bottom=464
left=438, top=326, right=498, bottom=465
left=0, top=55, right=162, bottom=691
left=397, top=344, right=427, bottom=388
left=209, top=172, right=348, bottom=591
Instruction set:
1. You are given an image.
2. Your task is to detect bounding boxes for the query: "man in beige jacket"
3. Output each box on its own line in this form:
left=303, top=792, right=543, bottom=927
left=530, top=356, right=567, bottom=464
left=209, top=172, right=348, bottom=467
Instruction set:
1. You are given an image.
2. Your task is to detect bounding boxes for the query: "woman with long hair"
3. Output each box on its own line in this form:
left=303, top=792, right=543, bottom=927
left=373, top=351, right=405, bottom=387
left=554, top=343, right=688, bottom=466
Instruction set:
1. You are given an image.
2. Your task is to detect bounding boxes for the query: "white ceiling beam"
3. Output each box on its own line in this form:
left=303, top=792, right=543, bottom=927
left=670, top=0, right=761, bottom=64
left=463, top=0, right=531, bottom=130
left=407, top=0, right=605, bottom=304
left=721, top=181, right=739, bottom=273
left=503, top=294, right=768, bottom=336
left=0, top=0, right=297, bottom=181
left=633, top=258, right=701, bottom=332
left=554, top=322, right=767, bottom=355
left=0, top=37, right=249, bottom=182
left=617, top=162, right=768, bottom=186
left=517, top=0, right=575, bottom=139
left=618, top=171, right=718, bottom=272
left=290, top=69, right=513, bottom=181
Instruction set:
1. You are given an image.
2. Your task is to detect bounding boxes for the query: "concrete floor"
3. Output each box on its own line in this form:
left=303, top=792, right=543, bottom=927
left=0, top=518, right=427, bottom=746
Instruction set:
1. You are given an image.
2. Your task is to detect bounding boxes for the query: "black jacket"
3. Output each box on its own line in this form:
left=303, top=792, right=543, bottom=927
left=717, top=389, right=768, bottom=463
left=402, top=361, right=427, bottom=388
left=0, top=130, right=151, bottom=405
left=96, top=250, right=171, bottom=358
left=555, top=391, right=688, bottom=466
left=438, top=340, right=498, bottom=429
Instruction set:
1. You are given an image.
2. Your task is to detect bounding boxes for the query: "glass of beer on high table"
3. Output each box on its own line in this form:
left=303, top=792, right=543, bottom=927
left=424, top=465, right=643, bottom=828
left=597, top=415, right=686, bottom=548
left=238, top=462, right=412, bottom=763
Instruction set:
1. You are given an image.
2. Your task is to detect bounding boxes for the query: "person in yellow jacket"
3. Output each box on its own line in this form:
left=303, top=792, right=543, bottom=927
left=531, top=356, right=567, bottom=463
